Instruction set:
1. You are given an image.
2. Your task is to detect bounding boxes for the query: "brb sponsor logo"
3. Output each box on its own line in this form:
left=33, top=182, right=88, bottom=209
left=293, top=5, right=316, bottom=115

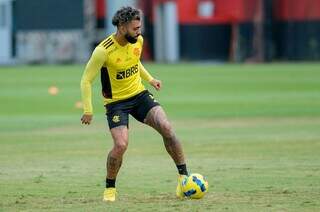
left=116, top=64, right=138, bottom=80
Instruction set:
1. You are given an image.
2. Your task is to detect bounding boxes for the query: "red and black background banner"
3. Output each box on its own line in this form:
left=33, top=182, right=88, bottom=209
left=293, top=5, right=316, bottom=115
left=95, top=0, right=320, bottom=61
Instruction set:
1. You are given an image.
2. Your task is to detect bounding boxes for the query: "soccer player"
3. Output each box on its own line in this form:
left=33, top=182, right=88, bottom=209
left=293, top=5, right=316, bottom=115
left=80, top=6, right=188, bottom=202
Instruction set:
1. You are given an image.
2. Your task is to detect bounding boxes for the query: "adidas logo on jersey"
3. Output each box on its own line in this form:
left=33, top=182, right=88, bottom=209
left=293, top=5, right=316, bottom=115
left=116, top=64, right=138, bottom=80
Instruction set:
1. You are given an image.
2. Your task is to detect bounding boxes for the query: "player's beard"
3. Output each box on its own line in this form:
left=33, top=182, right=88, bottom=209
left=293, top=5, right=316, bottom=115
left=125, top=33, right=138, bottom=44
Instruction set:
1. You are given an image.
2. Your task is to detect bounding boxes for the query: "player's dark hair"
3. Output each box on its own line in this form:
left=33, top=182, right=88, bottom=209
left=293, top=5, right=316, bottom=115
left=112, top=6, right=141, bottom=27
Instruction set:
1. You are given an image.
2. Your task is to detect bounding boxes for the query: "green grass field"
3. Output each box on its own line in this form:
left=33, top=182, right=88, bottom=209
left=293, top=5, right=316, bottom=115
left=1, top=63, right=320, bottom=211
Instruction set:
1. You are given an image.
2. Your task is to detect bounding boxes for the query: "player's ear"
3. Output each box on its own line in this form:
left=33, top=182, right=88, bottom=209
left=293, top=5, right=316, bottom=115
left=118, top=24, right=126, bottom=35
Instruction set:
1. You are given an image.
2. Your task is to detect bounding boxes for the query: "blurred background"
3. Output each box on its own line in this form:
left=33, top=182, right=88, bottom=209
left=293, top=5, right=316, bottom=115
left=1, top=0, right=320, bottom=65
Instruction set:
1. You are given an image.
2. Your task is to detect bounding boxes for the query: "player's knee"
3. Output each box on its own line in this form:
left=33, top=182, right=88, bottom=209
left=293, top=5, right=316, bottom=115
left=114, top=140, right=128, bottom=154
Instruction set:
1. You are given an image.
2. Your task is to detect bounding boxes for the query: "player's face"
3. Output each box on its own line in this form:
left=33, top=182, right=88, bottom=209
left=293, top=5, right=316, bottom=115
left=123, top=20, right=141, bottom=44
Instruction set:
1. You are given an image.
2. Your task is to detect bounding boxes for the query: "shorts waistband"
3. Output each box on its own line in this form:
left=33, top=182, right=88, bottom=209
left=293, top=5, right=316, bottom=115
left=104, top=90, right=148, bottom=108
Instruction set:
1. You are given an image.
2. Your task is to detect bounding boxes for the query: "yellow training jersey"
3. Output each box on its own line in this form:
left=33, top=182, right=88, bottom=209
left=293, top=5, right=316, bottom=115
left=80, top=34, right=154, bottom=114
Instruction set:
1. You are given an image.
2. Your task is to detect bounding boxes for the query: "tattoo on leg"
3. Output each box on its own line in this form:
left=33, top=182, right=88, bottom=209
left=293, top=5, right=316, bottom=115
left=163, top=133, right=185, bottom=165
left=145, top=107, right=167, bottom=135
left=107, top=126, right=128, bottom=179
left=145, top=106, right=186, bottom=165
left=107, top=152, right=122, bottom=179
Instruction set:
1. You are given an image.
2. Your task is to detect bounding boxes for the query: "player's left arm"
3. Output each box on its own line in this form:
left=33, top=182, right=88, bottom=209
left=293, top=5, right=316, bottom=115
left=138, top=35, right=161, bottom=91
left=139, top=61, right=161, bottom=91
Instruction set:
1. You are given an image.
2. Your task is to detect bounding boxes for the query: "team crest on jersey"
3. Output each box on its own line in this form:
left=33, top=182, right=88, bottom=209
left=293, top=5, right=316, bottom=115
left=116, top=58, right=122, bottom=63
left=112, top=115, right=120, bottom=123
left=133, top=48, right=140, bottom=57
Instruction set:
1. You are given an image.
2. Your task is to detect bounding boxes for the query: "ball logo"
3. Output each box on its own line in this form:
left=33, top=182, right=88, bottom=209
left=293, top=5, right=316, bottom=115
left=192, top=176, right=206, bottom=192
left=184, top=189, right=196, bottom=197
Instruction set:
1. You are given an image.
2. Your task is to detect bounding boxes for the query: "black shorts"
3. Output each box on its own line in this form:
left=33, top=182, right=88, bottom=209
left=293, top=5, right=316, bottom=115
left=105, top=90, right=160, bottom=129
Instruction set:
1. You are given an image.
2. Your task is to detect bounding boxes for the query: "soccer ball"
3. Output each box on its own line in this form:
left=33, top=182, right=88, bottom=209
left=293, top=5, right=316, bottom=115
left=182, top=173, right=209, bottom=199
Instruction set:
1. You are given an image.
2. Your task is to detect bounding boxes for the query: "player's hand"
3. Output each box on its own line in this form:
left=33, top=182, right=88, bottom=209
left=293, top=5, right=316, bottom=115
left=81, top=114, right=93, bottom=125
left=150, top=79, right=162, bottom=91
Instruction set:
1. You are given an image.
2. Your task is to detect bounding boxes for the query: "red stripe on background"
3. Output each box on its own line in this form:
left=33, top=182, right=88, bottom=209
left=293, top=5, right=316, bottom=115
left=150, top=0, right=320, bottom=24
left=274, top=0, right=320, bottom=21
left=177, top=0, right=260, bottom=24
left=95, top=0, right=105, bottom=18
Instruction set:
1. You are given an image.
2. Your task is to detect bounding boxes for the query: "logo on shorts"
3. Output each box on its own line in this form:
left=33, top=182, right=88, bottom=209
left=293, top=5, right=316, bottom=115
left=112, top=115, right=120, bottom=123
left=149, top=94, right=157, bottom=102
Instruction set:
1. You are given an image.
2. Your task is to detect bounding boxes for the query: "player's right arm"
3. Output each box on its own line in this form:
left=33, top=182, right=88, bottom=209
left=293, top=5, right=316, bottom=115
left=80, top=47, right=106, bottom=125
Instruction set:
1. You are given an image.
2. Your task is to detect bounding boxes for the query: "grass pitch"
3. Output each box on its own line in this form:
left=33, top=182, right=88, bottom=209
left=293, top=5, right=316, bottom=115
left=0, top=63, right=320, bottom=211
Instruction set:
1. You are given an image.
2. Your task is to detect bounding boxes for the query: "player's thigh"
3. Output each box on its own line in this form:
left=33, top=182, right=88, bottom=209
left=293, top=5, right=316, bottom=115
left=144, top=105, right=171, bottom=132
left=110, top=125, right=129, bottom=146
left=106, top=105, right=129, bottom=130
left=106, top=103, right=130, bottom=147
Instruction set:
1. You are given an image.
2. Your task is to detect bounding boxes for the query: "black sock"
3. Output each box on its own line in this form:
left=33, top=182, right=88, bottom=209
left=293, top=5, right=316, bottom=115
left=106, top=178, right=116, bottom=188
left=176, top=164, right=188, bottom=175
